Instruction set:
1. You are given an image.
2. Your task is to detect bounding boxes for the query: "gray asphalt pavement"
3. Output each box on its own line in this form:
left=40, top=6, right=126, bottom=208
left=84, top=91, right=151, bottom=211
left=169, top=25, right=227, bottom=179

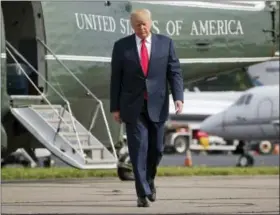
left=160, top=154, right=279, bottom=167
left=2, top=176, right=279, bottom=214
left=52, top=154, right=279, bottom=167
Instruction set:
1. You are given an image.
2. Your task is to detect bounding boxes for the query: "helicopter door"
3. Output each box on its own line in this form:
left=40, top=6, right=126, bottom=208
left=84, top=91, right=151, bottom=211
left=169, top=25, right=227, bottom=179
left=2, top=1, right=45, bottom=96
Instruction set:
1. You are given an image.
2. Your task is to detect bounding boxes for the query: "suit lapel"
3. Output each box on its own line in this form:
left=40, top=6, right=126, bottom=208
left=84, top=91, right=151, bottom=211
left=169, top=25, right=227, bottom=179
left=130, top=34, right=143, bottom=77
left=148, top=33, right=157, bottom=75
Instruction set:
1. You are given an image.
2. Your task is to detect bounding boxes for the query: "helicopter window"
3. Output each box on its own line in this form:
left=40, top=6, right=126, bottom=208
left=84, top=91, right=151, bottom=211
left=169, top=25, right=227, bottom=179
left=244, top=94, right=253, bottom=105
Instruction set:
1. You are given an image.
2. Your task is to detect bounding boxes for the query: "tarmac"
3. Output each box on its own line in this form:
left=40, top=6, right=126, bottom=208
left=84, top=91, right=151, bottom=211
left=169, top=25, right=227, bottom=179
left=1, top=175, right=279, bottom=215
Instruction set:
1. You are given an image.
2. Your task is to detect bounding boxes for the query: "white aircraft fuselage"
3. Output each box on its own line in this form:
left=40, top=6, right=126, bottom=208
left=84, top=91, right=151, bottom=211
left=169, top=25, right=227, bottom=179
left=200, top=85, right=280, bottom=141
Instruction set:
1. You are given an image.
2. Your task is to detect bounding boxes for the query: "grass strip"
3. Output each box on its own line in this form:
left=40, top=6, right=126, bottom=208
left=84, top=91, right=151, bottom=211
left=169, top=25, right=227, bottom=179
left=1, top=166, right=279, bottom=180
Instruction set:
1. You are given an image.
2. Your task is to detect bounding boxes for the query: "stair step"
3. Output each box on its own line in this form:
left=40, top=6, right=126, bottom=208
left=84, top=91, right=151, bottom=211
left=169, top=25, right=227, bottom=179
left=60, top=132, right=89, bottom=145
left=48, top=120, right=76, bottom=132
left=85, top=158, right=116, bottom=164
left=61, top=132, right=89, bottom=139
left=79, top=145, right=104, bottom=150
left=31, top=105, right=62, bottom=110
left=74, top=145, right=105, bottom=160
left=47, top=119, right=73, bottom=123
left=34, top=109, right=64, bottom=120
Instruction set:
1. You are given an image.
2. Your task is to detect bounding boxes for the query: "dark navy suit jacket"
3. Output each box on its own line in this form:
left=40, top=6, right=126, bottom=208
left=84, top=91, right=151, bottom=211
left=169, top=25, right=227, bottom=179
left=110, top=33, right=184, bottom=123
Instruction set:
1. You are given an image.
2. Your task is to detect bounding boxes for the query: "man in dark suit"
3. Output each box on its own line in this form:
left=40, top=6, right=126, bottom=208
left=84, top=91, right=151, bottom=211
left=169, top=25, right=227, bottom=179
left=110, top=9, right=184, bottom=207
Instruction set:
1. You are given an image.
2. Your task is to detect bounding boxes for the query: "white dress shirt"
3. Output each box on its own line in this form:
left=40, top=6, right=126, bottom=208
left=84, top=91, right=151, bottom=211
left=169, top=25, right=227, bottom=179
left=135, top=34, right=152, bottom=60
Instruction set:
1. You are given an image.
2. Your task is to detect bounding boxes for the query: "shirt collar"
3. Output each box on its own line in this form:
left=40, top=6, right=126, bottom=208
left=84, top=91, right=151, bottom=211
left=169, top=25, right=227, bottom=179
left=135, top=33, right=152, bottom=45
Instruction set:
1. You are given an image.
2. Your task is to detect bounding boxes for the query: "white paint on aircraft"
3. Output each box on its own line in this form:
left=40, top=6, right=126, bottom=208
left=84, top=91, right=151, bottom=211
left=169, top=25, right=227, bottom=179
left=200, top=85, right=280, bottom=140
left=1, top=53, right=278, bottom=64
left=43, top=55, right=279, bottom=64
left=134, top=1, right=266, bottom=11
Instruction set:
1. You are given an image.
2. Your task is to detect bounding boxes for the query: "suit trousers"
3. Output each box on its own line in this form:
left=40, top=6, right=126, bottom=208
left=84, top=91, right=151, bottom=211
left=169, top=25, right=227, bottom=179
left=125, top=100, right=165, bottom=197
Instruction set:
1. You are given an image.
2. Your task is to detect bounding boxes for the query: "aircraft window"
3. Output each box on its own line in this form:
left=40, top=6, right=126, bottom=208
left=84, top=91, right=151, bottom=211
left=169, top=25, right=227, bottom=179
left=245, top=94, right=253, bottom=105
left=266, top=67, right=279, bottom=73
left=235, top=95, right=246, bottom=105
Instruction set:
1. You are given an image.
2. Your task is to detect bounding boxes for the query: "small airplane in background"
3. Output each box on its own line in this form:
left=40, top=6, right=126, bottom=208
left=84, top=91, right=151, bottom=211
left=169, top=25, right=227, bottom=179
left=200, top=85, right=279, bottom=141
left=200, top=85, right=279, bottom=166
left=169, top=57, right=279, bottom=123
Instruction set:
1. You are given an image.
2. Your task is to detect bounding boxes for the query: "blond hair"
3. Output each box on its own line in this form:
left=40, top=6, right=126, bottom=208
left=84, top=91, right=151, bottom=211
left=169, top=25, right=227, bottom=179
left=130, top=9, right=152, bottom=21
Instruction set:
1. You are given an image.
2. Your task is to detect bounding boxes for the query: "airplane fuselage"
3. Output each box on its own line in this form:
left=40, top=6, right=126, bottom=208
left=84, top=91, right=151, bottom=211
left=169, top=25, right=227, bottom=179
left=201, top=85, right=280, bottom=141
left=1, top=1, right=279, bottom=154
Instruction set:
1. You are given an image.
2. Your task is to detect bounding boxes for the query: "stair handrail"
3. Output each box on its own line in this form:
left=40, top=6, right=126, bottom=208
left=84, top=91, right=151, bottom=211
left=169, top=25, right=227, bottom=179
left=5, top=43, right=84, bottom=157
left=36, top=37, right=118, bottom=161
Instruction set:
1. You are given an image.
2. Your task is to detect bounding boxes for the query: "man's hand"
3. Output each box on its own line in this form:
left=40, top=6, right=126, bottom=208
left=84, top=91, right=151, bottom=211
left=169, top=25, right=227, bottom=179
left=175, top=100, right=183, bottom=115
left=112, top=111, right=122, bottom=123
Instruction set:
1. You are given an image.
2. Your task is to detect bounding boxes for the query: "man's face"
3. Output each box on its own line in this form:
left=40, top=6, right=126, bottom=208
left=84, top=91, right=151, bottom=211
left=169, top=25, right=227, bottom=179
left=131, top=15, right=152, bottom=39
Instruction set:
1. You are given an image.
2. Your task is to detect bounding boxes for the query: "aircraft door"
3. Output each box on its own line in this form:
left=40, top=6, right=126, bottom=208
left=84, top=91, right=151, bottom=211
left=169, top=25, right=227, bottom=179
left=223, top=104, right=248, bottom=140
left=257, top=98, right=277, bottom=139
left=273, top=121, right=279, bottom=138
left=272, top=96, right=280, bottom=137
left=1, top=8, right=10, bottom=115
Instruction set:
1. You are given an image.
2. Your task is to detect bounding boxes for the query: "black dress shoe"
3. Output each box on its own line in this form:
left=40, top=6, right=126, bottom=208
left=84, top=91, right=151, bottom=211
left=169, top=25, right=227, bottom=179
left=147, top=184, right=156, bottom=202
left=147, top=191, right=156, bottom=202
left=137, top=197, right=150, bottom=207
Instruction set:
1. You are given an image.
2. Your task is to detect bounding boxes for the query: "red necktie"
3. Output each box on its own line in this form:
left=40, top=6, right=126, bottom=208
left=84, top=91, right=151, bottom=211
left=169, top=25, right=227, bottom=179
left=140, top=39, right=149, bottom=99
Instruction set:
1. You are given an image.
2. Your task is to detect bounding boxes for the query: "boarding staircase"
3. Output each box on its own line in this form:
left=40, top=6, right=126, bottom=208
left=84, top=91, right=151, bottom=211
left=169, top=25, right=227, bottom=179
left=5, top=40, right=118, bottom=169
